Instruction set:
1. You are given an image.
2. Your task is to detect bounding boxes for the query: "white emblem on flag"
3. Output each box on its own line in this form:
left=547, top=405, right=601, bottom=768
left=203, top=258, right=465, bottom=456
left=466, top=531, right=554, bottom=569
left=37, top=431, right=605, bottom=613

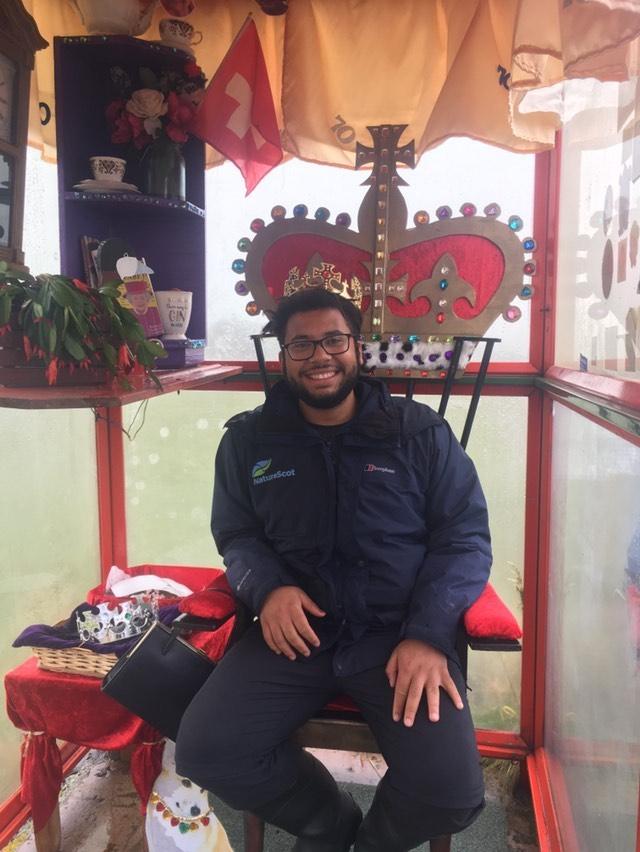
left=225, top=73, right=267, bottom=149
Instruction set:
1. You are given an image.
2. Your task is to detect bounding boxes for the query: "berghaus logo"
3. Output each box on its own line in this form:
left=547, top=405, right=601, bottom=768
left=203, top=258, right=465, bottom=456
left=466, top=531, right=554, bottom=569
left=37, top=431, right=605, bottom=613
left=252, top=459, right=272, bottom=478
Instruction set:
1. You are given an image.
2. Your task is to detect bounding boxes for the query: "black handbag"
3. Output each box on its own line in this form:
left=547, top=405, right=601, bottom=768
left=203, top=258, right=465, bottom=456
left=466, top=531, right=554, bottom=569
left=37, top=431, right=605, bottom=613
left=101, top=615, right=220, bottom=741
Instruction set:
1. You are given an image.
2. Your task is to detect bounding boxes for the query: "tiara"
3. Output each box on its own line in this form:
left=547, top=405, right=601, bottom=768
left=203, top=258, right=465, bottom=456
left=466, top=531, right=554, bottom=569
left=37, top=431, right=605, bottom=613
left=283, top=258, right=363, bottom=308
left=231, top=124, right=537, bottom=376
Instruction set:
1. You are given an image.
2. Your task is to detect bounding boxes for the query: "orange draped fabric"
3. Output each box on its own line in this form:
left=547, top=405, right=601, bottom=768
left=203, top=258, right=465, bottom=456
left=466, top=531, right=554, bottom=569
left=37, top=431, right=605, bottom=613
left=24, top=0, right=640, bottom=166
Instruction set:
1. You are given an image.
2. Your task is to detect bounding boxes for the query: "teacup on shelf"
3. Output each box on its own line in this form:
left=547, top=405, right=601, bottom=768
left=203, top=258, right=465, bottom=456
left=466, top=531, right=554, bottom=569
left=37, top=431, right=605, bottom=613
left=159, top=18, right=203, bottom=49
left=89, top=156, right=127, bottom=182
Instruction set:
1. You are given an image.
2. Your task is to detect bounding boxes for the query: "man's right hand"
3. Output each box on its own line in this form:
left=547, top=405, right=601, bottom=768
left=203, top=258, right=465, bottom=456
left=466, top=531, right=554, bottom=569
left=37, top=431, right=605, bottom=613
left=259, top=586, right=325, bottom=660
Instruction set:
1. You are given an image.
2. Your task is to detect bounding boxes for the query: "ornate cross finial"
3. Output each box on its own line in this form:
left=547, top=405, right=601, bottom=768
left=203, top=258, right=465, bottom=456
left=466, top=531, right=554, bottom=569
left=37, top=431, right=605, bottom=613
left=355, top=124, right=415, bottom=187
left=355, top=125, right=416, bottom=334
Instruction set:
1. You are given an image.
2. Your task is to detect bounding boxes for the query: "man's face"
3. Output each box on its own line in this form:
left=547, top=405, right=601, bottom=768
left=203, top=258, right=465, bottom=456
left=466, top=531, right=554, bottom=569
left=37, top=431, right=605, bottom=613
left=281, top=308, right=362, bottom=410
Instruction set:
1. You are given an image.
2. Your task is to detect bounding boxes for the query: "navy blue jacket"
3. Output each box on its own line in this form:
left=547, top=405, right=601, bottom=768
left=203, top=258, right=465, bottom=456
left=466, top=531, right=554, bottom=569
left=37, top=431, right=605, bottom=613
left=212, top=377, right=492, bottom=674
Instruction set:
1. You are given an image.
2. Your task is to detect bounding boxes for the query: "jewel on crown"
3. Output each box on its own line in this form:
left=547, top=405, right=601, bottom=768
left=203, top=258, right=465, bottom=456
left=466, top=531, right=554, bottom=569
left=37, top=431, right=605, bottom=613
left=284, top=260, right=363, bottom=309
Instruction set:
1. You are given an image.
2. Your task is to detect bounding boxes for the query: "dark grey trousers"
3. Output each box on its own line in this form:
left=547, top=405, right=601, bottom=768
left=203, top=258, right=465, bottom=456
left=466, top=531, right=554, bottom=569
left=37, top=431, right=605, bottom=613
left=175, top=623, right=484, bottom=832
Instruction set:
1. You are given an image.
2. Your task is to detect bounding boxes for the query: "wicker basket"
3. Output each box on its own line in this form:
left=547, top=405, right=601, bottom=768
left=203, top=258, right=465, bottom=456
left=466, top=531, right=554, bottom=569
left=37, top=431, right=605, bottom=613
left=32, top=646, right=118, bottom=678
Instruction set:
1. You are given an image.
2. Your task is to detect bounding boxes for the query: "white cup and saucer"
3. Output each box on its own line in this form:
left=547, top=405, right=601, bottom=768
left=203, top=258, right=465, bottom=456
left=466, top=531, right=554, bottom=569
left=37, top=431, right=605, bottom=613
left=73, top=156, right=140, bottom=193
left=157, top=18, right=202, bottom=55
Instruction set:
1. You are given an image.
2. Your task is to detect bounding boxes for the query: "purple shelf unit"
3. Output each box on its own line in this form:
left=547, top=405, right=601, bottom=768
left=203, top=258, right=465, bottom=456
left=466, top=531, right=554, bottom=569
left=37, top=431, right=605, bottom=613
left=54, top=36, right=206, bottom=342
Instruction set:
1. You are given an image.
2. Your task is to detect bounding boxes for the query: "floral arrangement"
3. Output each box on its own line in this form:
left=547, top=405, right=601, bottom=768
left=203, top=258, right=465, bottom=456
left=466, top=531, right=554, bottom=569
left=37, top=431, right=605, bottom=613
left=106, top=61, right=207, bottom=152
left=0, top=262, right=165, bottom=386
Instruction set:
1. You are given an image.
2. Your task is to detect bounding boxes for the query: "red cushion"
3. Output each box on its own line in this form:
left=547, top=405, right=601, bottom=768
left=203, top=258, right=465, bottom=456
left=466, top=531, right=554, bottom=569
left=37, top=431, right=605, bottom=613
left=463, top=583, right=522, bottom=640
left=178, top=572, right=237, bottom=620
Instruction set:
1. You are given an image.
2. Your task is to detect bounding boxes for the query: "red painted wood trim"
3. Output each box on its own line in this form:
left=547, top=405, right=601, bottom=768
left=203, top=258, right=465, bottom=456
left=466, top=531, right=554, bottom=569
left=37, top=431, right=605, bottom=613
left=546, top=366, right=640, bottom=413
left=525, top=749, right=564, bottom=852
left=540, top=137, right=562, bottom=374
left=533, top=394, right=554, bottom=749
left=531, top=148, right=558, bottom=373
left=0, top=744, right=87, bottom=848
left=95, top=406, right=114, bottom=579
left=108, top=408, right=128, bottom=574
left=544, top=750, right=581, bottom=852
left=636, top=777, right=640, bottom=852
left=520, top=388, right=544, bottom=748
left=475, top=728, right=529, bottom=760
left=95, top=406, right=128, bottom=581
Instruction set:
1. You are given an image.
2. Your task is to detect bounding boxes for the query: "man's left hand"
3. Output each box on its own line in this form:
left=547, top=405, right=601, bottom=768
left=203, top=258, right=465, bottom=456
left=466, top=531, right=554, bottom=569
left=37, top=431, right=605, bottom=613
left=385, top=639, right=464, bottom=726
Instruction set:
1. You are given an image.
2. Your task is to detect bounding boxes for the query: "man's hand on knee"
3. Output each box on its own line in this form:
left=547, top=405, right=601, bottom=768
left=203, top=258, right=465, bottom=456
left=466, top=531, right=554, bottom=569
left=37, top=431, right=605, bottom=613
left=385, top=639, right=464, bottom=726
left=259, top=586, right=325, bottom=660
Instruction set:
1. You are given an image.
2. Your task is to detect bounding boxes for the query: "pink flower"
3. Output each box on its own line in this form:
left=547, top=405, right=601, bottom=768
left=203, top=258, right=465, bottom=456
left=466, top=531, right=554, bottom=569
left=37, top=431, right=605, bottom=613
left=118, top=344, right=132, bottom=370
left=45, top=357, right=58, bottom=386
left=72, top=278, right=90, bottom=293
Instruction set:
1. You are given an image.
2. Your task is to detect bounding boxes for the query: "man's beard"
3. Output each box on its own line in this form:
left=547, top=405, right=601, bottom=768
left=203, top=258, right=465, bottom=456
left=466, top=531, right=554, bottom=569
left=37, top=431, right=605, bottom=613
left=285, top=363, right=360, bottom=410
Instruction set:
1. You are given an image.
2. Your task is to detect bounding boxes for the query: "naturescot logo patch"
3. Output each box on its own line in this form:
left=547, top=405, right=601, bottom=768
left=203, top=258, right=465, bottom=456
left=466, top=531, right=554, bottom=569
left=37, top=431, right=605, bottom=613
left=252, top=458, right=296, bottom=485
left=252, top=459, right=272, bottom=478
left=364, top=463, right=396, bottom=474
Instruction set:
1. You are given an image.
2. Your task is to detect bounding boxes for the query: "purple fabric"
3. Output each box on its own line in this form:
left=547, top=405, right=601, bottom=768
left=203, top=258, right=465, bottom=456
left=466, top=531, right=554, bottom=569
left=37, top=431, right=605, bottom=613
left=12, top=603, right=181, bottom=657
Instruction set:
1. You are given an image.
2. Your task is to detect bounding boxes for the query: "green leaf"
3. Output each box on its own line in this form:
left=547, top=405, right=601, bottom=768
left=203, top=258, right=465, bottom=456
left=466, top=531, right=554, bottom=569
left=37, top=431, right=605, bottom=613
left=48, top=325, right=57, bottom=354
left=0, top=292, right=10, bottom=325
left=102, top=342, right=117, bottom=368
left=139, top=67, right=158, bottom=89
left=49, top=279, right=77, bottom=308
left=63, top=335, right=86, bottom=361
left=0, top=260, right=7, bottom=273
left=32, top=301, right=43, bottom=318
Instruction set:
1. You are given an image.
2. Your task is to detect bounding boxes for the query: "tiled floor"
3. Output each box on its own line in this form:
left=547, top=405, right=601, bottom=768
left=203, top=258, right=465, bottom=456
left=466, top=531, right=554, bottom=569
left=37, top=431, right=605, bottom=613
left=6, top=748, right=539, bottom=851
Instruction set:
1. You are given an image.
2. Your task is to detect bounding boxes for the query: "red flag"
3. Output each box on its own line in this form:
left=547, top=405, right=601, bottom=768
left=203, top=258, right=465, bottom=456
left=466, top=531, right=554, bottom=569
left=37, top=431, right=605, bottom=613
left=191, top=18, right=283, bottom=194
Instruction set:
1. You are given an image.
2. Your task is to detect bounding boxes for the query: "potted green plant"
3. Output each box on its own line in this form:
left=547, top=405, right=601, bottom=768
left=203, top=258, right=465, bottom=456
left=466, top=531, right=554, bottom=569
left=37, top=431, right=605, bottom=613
left=0, top=261, right=166, bottom=387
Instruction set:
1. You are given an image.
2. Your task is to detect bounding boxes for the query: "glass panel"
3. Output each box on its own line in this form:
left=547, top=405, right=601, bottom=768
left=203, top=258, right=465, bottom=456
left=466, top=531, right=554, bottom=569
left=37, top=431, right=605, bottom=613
left=124, top=391, right=265, bottom=566
left=125, top=388, right=525, bottom=732
left=0, top=154, right=12, bottom=248
left=206, top=138, right=535, bottom=364
left=416, top=392, right=526, bottom=731
left=546, top=403, right=640, bottom=850
left=0, top=408, right=100, bottom=801
left=555, top=77, right=640, bottom=380
left=23, top=146, right=61, bottom=273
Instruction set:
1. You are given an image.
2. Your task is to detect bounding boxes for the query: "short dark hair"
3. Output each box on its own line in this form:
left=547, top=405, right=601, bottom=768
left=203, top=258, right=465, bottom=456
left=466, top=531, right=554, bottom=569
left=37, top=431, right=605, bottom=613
left=264, top=288, right=362, bottom=345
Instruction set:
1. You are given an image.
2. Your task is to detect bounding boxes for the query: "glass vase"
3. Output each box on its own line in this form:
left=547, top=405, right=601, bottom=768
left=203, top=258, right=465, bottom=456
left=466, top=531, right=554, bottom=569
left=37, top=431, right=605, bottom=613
left=144, top=136, right=186, bottom=201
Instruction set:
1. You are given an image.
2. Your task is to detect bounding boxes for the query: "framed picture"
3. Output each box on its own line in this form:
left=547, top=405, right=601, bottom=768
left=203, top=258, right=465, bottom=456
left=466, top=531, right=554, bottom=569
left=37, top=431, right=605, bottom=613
left=80, top=235, right=101, bottom=288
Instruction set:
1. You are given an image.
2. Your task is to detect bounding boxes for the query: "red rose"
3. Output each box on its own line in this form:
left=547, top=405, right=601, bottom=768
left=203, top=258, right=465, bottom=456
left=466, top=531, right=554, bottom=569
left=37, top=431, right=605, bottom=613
left=167, top=90, right=194, bottom=127
left=105, top=98, right=126, bottom=125
left=111, top=113, right=132, bottom=144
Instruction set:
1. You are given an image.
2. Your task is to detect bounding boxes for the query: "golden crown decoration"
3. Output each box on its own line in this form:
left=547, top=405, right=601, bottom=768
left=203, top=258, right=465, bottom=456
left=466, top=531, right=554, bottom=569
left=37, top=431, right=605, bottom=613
left=231, top=124, right=537, bottom=376
left=284, top=258, right=363, bottom=308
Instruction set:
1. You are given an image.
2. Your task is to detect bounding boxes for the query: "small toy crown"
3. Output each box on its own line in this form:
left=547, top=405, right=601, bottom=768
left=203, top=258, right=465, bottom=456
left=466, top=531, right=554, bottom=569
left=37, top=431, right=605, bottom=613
left=284, top=259, right=363, bottom=308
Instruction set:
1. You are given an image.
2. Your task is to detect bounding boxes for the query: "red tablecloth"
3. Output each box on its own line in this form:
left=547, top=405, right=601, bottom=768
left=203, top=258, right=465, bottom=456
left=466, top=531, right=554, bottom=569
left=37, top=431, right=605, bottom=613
left=5, top=658, right=164, bottom=832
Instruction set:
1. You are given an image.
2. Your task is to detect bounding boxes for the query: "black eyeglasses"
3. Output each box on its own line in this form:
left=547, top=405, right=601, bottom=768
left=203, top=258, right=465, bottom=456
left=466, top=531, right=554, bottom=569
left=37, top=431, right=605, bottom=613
left=282, top=333, right=355, bottom=361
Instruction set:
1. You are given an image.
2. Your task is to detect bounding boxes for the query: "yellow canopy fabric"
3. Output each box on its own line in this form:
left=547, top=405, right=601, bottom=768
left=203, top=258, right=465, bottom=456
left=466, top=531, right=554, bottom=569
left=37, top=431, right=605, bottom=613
left=24, top=0, right=640, bottom=167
